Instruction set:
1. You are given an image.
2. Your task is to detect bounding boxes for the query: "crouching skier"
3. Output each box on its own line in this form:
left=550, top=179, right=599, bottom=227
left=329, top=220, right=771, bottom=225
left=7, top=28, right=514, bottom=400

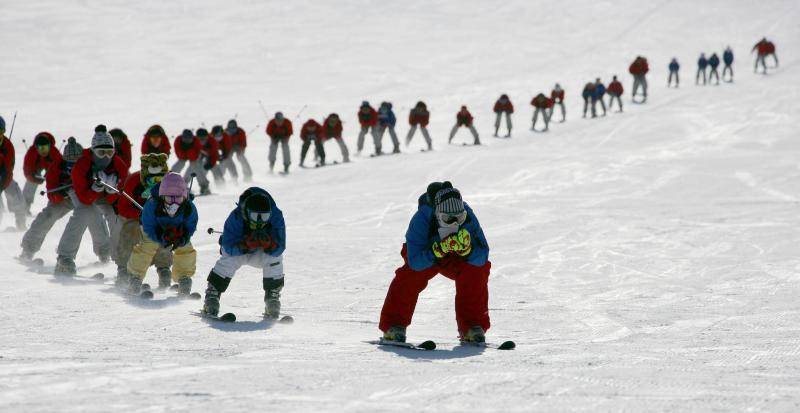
left=202, top=187, right=286, bottom=320
left=113, top=153, right=170, bottom=289
left=126, top=172, right=198, bottom=296
left=379, top=181, right=491, bottom=344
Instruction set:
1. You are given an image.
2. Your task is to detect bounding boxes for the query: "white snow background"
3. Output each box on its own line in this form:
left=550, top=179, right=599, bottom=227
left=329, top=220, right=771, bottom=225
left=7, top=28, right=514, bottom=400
left=1, top=0, right=799, bottom=411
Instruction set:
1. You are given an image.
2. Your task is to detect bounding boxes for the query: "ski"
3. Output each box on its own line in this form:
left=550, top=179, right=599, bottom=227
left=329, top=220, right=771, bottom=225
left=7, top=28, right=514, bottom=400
left=367, top=338, right=436, bottom=351
left=52, top=272, right=106, bottom=283
left=192, top=311, right=236, bottom=323
left=263, top=314, right=294, bottom=324
left=460, top=340, right=516, bottom=350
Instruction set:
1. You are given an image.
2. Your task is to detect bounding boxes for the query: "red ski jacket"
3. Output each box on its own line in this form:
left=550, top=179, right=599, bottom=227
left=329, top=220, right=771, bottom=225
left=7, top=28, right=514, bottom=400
left=116, top=137, right=132, bottom=168
left=173, top=137, right=203, bottom=161
left=531, top=95, right=554, bottom=109
left=456, top=110, right=474, bottom=127
left=266, top=119, right=293, bottom=139
left=300, top=120, right=322, bottom=141
left=321, top=117, right=343, bottom=140
left=0, top=137, right=16, bottom=190
left=45, top=159, right=72, bottom=205
left=226, top=128, right=247, bottom=149
left=629, top=58, right=650, bottom=76
left=71, top=149, right=129, bottom=206
left=199, top=138, right=219, bottom=168
left=550, top=89, right=565, bottom=103
left=493, top=100, right=514, bottom=114
left=607, top=80, right=624, bottom=96
left=409, top=109, right=430, bottom=127
left=358, top=107, right=378, bottom=128
left=117, top=171, right=147, bottom=220
left=23, top=132, right=62, bottom=184
left=141, top=136, right=171, bottom=156
left=214, top=133, right=233, bottom=160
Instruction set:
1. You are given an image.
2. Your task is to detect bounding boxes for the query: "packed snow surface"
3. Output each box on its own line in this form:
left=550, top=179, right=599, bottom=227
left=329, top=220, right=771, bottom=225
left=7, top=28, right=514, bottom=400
left=1, top=0, right=799, bottom=411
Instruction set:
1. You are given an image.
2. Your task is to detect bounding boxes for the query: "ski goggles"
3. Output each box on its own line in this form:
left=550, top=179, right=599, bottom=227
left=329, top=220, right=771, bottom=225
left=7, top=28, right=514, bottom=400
left=248, top=211, right=271, bottom=223
left=437, top=211, right=467, bottom=226
left=161, top=195, right=186, bottom=205
left=93, top=147, right=115, bottom=158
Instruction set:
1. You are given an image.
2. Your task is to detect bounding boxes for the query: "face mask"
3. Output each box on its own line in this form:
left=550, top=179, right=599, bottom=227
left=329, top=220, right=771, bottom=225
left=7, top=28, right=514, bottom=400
left=93, top=154, right=112, bottom=170
left=164, top=203, right=180, bottom=217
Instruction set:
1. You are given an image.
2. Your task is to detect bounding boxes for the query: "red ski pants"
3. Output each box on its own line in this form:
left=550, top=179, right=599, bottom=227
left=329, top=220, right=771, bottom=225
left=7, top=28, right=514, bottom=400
left=379, top=244, right=491, bottom=335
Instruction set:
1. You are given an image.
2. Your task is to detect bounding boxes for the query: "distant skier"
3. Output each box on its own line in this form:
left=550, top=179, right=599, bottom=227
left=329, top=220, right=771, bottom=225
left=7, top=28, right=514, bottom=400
left=629, top=56, right=649, bottom=103
left=492, top=94, right=514, bottom=137
left=202, top=187, right=286, bottom=319
left=171, top=129, right=204, bottom=192
left=108, top=128, right=132, bottom=169
left=18, top=138, right=84, bottom=263
left=212, top=125, right=237, bottom=183
left=55, top=131, right=128, bottom=276
left=530, top=93, right=553, bottom=132
left=696, top=53, right=708, bottom=85
left=379, top=181, right=491, bottom=344
left=668, top=58, right=680, bottom=88
left=22, top=132, right=61, bottom=216
left=126, top=172, right=198, bottom=296
left=550, top=84, right=566, bottom=122
left=224, top=120, right=252, bottom=181
left=406, top=101, right=432, bottom=151
left=0, top=116, right=27, bottom=230
left=194, top=128, right=215, bottom=195
left=320, top=113, right=350, bottom=163
left=581, top=82, right=596, bottom=118
left=114, top=153, right=171, bottom=288
left=266, top=112, right=293, bottom=174
left=299, top=119, right=324, bottom=167
left=376, top=102, right=400, bottom=154
left=752, top=38, right=778, bottom=74
left=607, top=75, right=624, bottom=112
left=141, top=125, right=171, bottom=156
left=356, top=101, right=379, bottom=155
left=592, top=78, right=607, bottom=116
left=708, top=53, right=721, bottom=85
left=722, top=46, right=734, bottom=82
left=448, top=106, right=480, bottom=145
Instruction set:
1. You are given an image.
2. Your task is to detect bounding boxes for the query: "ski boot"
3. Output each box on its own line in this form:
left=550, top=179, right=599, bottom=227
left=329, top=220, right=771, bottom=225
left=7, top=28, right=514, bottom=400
left=282, top=164, right=290, bottom=174
left=202, top=283, right=221, bottom=317
left=200, top=184, right=211, bottom=196
left=54, top=255, right=76, bottom=277
left=17, top=249, right=34, bottom=264
left=263, top=278, right=283, bottom=320
left=383, top=326, right=407, bottom=343
left=392, top=146, right=400, bottom=154
left=128, top=276, right=143, bottom=295
left=269, top=162, right=275, bottom=174
left=461, top=326, right=486, bottom=344
left=157, top=267, right=172, bottom=290
left=177, top=276, right=192, bottom=296
left=115, top=267, right=130, bottom=289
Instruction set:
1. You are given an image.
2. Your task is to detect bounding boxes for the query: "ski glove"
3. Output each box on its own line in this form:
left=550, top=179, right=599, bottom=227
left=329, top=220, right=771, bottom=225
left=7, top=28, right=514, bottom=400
left=434, top=229, right=472, bottom=258
left=103, top=174, right=118, bottom=193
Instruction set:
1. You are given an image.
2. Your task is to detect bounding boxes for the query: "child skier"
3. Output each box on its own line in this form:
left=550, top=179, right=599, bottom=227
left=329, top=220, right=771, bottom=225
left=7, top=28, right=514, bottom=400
left=22, top=132, right=61, bottom=216
left=320, top=113, right=350, bottom=163
left=356, top=101, right=379, bottom=155
left=299, top=118, right=324, bottom=167
left=607, top=75, right=624, bottom=112
left=195, top=128, right=218, bottom=193
left=266, top=112, right=293, bottom=174
left=224, top=119, right=252, bottom=181
left=376, top=102, right=400, bottom=154
left=629, top=56, right=649, bottom=103
left=530, top=93, right=553, bottom=132
left=406, top=101, right=432, bottom=150
left=126, top=172, right=198, bottom=296
left=212, top=125, right=237, bottom=183
left=202, top=187, right=286, bottom=319
left=550, top=84, right=566, bottom=122
left=141, top=124, right=172, bottom=156
left=668, top=58, right=680, bottom=88
left=493, top=94, right=514, bottom=137
left=448, top=106, right=480, bottom=145
left=0, top=115, right=28, bottom=231
left=379, top=181, right=491, bottom=343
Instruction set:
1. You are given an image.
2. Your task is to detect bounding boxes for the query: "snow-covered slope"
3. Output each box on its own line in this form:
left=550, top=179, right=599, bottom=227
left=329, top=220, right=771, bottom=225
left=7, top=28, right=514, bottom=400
left=1, top=1, right=799, bottom=411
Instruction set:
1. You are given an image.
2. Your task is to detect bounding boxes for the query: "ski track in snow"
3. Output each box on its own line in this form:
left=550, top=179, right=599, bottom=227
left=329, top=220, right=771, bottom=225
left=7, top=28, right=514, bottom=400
left=1, top=0, right=800, bottom=412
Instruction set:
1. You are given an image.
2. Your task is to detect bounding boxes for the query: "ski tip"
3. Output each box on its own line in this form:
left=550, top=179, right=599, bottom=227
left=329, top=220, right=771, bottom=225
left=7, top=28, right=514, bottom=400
left=419, top=340, right=436, bottom=350
left=141, top=283, right=151, bottom=291
left=188, top=292, right=202, bottom=300
left=279, top=315, right=294, bottom=324
left=498, top=340, right=516, bottom=350
left=92, top=272, right=105, bottom=280
left=140, top=290, right=154, bottom=300
left=220, top=313, right=236, bottom=322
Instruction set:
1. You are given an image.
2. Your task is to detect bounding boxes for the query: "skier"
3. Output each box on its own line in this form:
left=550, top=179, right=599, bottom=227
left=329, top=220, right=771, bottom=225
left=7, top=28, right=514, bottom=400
left=0, top=116, right=29, bottom=231
left=722, top=46, right=734, bottom=82
left=376, top=102, right=400, bottom=154
left=356, top=101, right=379, bottom=155
left=195, top=128, right=219, bottom=192
left=530, top=93, right=553, bottom=132
left=592, top=78, right=607, bottom=116
left=696, top=53, right=708, bottom=85
left=668, top=58, right=680, bottom=88
left=141, top=124, right=171, bottom=156
left=550, top=84, right=566, bottom=122
left=22, top=132, right=61, bottom=216
left=108, top=128, right=132, bottom=168
left=406, top=101, right=432, bottom=151
left=448, top=106, right=480, bottom=145
left=299, top=118, right=324, bottom=167
left=266, top=112, right=293, bottom=174
left=114, top=153, right=171, bottom=288
left=126, top=172, right=198, bottom=296
left=201, top=187, right=286, bottom=319
left=752, top=38, right=777, bottom=74
left=581, top=82, right=596, bottom=118
left=629, top=56, right=649, bottom=103
left=224, top=120, right=252, bottom=181
left=212, top=125, right=237, bottom=183
left=379, top=181, right=491, bottom=343
left=18, top=138, right=83, bottom=263
left=55, top=131, right=128, bottom=276
left=607, top=75, right=624, bottom=112
left=320, top=113, right=350, bottom=163
left=708, top=53, right=721, bottom=85
left=172, top=129, right=210, bottom=194
left=492, top=94, right=514, bottom=137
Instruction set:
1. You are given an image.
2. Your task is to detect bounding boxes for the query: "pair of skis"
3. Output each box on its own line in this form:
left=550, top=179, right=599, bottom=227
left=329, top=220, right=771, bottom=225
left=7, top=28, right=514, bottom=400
left=369, top=337, right=515, bottom=351
left=192, top=310, right=294, bottom=324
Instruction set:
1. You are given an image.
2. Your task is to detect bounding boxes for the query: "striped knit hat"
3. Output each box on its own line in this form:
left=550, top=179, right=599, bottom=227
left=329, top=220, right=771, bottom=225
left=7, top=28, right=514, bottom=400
left=434, top=188, right=465, bottom=215
left=63, top=137, right=83, bottom=162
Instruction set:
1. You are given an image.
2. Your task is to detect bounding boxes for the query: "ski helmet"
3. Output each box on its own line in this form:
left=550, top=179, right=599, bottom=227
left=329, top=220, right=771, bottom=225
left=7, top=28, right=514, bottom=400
left=226, top=119, right=238, bottom=134
left=243, top=192, right=271, bottom=229
left=211, top=125, right=223, bottom=136
left=62, top=137, right=83, bottom=163
left=180, top=129, right=193, bottom=142
left=196, top=128, right=209, bottom=140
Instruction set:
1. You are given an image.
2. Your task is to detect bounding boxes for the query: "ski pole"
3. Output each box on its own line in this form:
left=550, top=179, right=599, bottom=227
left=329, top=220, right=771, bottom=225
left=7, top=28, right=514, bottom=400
left=294, top=104, right=308, bottom=120
left=207, top=227, right=223, bottom=235
left=94, top=178, right=142, bottom=210
left=40, top=184, right=73, bottom=195
left=8, top=111, right=17, bottom=139
left=188, top=173, right=196, bottom=193
left=247, top=125, right=260, bottom=135
left=258, top=100, right=269, bottom=118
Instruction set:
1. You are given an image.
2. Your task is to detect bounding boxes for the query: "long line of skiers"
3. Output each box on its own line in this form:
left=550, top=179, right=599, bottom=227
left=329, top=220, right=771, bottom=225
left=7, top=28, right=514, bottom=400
left=0, top=37, right=780, bottom=343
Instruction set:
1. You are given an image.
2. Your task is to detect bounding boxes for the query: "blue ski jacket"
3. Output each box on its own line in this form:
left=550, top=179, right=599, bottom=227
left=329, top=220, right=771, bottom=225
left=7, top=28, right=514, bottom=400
left=669, top=61, right=680, bottom=72
left=220, top=187, right=286, bottom=257
left=592, top=83, right=606, bottom=99
left=723, top=50, right=734, bottom=65
left=378, top=107, right=397, bottom=127
left=698, top=57, right=708, bottom=69
left=141, top=191, right=198, bottom=248
left=405, top=194, right=489, bottom=271
left=708, top=54, right=720, bottom=68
